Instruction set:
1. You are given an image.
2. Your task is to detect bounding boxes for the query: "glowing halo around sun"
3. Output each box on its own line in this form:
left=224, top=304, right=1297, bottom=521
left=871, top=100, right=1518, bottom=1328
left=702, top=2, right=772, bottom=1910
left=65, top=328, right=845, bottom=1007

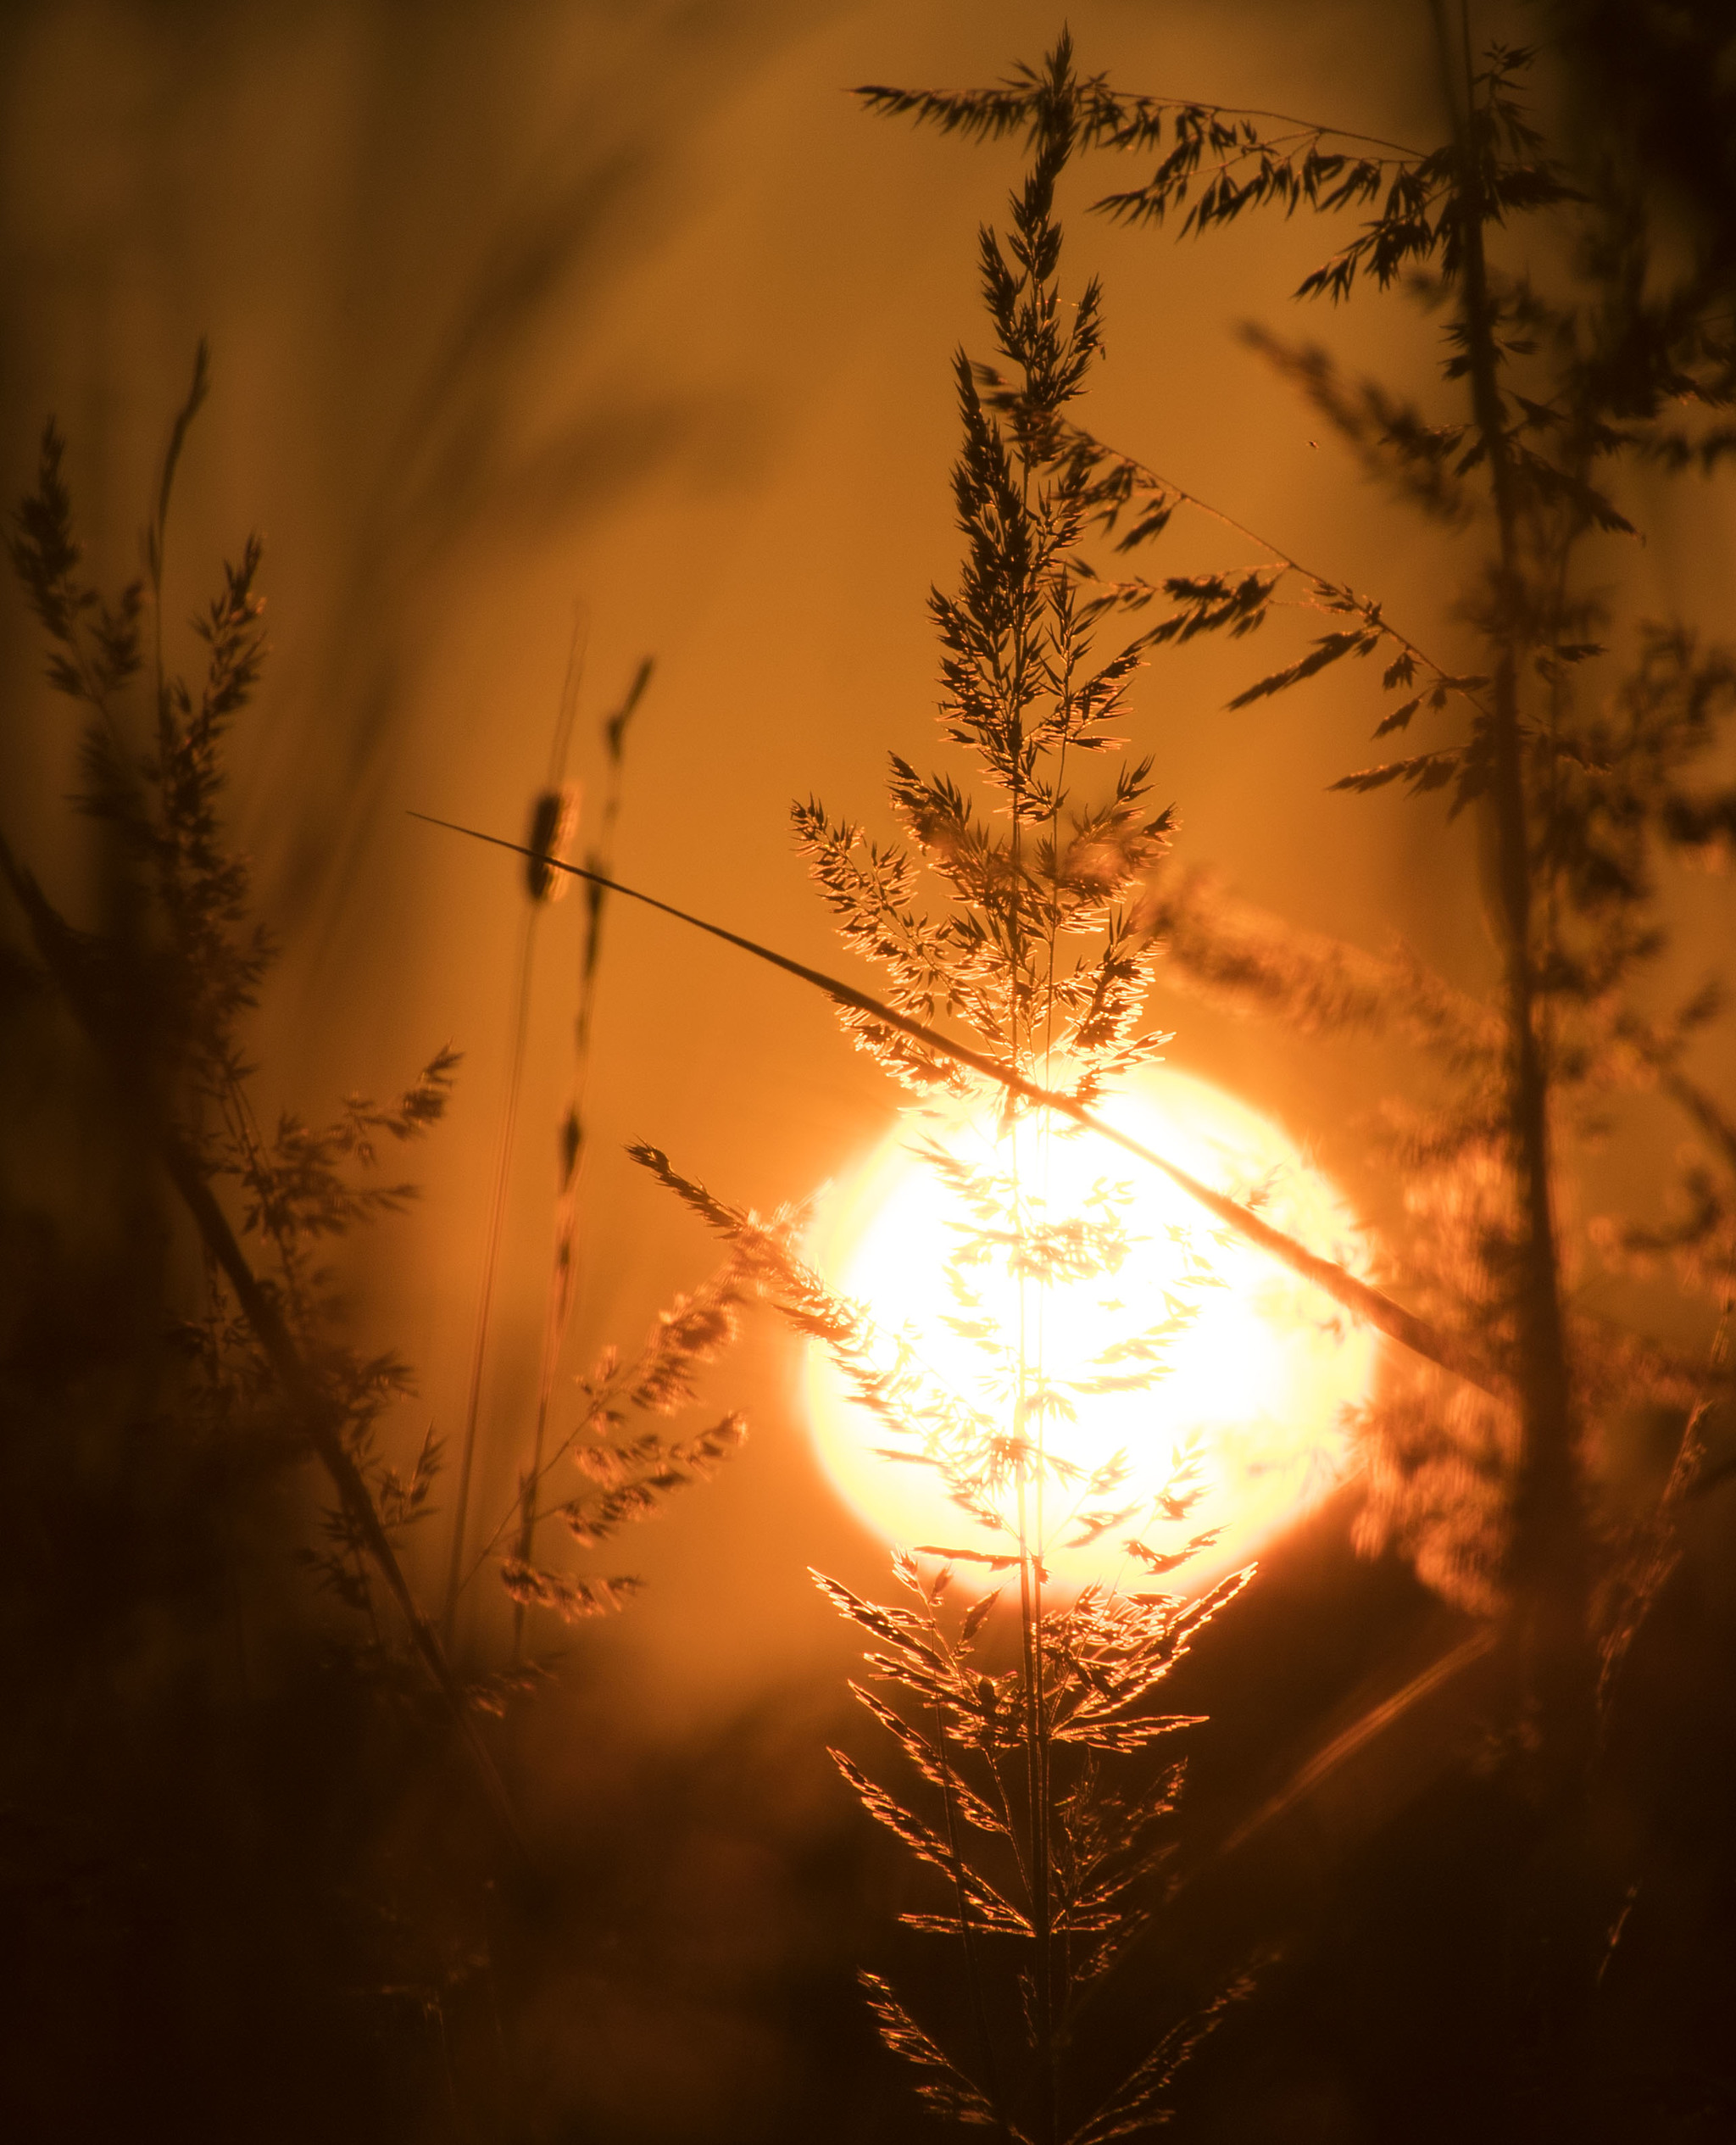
left=801, top=1068, right=1377, bottom=1594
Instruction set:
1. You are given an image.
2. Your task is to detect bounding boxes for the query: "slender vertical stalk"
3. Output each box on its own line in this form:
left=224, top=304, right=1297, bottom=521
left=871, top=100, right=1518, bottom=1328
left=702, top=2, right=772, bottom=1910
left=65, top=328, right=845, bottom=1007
left=441, top=624, right=587, bottom=1648
left=1013, top=1474, right=1054, bottom=2145
left=443, top=905, right=539, bottom=1648
left=1438, top=0, right=1593, bottom=1784
left=931, top=1678, right=1011, bottom=2140
left=511, top=656, right=650, bottom=1653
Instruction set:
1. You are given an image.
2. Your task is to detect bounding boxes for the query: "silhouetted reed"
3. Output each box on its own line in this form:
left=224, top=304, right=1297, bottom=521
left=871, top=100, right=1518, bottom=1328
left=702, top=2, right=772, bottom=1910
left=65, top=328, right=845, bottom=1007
left=0, top=348, right=752, bottom=2131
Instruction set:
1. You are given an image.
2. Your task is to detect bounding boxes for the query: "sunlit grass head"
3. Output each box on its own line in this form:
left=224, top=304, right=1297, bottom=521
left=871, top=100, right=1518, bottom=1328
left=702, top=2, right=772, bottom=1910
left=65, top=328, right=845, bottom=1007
left=804, top=1067, right=1375, bottom=1591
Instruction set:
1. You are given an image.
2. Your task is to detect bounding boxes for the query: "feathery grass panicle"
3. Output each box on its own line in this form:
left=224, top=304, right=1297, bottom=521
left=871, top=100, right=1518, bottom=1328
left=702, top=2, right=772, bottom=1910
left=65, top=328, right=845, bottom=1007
left=469, top=1193, right=756, bottom=1623
left=2, top=359, right=750, bottom=1851
left=636, top=43, right=1258, bottom=2141
left=1, top=355, right=485, bottom=1713
left=1, top=363, right=771, bottom=2143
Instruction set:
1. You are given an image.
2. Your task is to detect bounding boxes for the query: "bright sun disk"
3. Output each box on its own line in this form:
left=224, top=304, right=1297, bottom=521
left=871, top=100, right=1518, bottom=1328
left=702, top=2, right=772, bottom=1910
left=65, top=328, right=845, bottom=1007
left=801, top=1068, right=1376, bottom=1593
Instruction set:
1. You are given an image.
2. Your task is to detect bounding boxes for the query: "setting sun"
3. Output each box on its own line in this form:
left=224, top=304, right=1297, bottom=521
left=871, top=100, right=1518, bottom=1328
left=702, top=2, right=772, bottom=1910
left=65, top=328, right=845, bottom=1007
left=802, top=1069, right=1376, bottom=1592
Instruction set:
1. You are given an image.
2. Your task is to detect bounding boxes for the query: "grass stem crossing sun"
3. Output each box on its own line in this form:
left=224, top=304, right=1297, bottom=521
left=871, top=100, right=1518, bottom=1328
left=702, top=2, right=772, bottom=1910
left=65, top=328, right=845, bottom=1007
left=804, top=1069, right=1375, bottom=1591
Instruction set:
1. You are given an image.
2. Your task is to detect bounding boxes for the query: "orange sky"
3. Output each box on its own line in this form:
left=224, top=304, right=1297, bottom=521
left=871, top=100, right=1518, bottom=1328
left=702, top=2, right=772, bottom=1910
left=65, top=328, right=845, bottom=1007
left=5, top=0, right=1733, bottom=1726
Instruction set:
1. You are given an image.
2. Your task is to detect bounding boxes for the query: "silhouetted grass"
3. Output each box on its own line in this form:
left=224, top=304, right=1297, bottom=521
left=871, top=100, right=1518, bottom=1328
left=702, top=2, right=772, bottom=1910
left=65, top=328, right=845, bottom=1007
left=0, top=350, right=754, bottom=2139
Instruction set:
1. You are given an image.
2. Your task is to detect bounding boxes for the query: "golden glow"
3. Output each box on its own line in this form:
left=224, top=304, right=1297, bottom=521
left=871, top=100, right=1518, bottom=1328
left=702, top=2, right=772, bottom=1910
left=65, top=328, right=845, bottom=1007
left=802, top=1069, right=1375, bottom=1591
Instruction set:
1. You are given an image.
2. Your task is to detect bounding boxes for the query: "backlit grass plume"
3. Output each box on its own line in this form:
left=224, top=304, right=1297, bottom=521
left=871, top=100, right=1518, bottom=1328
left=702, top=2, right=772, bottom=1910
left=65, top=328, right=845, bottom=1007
left=644, top=47, right=1253, bottom=2141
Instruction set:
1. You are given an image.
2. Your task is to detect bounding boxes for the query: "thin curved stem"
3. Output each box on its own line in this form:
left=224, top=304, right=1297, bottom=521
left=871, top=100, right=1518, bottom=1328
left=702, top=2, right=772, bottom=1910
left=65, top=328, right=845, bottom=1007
left=1069, top=422, right=1498, bottom=728
left=410, top=811, right=1505, bottom=1401
left=443, top=902, right=540, bottom=1650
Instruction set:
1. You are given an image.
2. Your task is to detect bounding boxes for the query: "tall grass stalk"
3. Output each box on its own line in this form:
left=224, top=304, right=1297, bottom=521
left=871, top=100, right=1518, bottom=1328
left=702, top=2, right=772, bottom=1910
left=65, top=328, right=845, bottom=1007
left=626, top=52, right=1263, bottom=2137
left=512, top=655, right=653, bottom=1655
left=441, top=862, right=538, bottom=1647
left=440, top=623, right=587, bottom=1647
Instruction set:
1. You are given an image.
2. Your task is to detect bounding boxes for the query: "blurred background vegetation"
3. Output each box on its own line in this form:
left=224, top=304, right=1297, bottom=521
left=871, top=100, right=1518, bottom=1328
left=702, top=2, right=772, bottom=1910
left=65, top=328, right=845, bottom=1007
left=2, top=2, right=1733, bottom=2138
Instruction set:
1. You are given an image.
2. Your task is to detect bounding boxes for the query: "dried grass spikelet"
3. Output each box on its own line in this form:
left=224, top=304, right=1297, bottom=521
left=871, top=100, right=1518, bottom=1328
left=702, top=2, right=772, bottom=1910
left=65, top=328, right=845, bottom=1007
left=524, top=784, right=581, bottom=903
